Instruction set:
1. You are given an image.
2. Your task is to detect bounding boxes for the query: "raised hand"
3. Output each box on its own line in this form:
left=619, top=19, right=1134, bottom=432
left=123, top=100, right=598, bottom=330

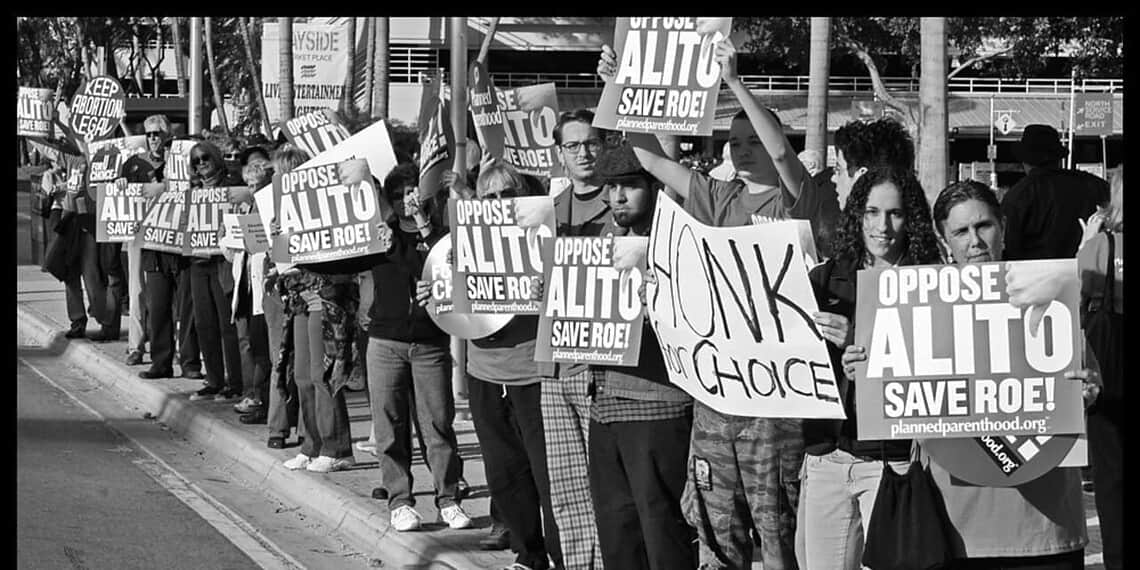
left=713, top=37, right=738, bottom=83
left=597, top=44, right=618, bottom=81
left=813, top=311, right=851, bottom=348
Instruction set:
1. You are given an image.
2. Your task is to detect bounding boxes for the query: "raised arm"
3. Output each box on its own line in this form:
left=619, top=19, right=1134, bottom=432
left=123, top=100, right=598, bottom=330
left=598, top=45, right=693, bottom=199
left=716, top=38, right=805, bottom=198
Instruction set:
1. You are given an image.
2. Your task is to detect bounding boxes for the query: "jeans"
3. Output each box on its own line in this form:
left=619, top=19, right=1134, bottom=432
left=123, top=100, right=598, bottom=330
left=188, top=260, right=241, bottom=391
left=794, top=449, right=910, bottom=570
left=263, top=286, right=302, bottom=440
left=236, top=313, right=270, bottom=401
left=294, top=308, right=351, bottom=459
left=367, top=337, right=461, bottom=509
left=126, top=240, right=148, bottom=353
left=97, top=241, right=124, bottom=335
left=589, top=416, right=695, bottom=570
left=469, top=378, right=559, bottom=570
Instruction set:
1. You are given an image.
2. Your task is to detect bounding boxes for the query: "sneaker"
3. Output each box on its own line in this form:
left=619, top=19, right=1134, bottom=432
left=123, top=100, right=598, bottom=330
left=214, top=387, right=242, bottom=402
left=306, top=456, right=355, bottom=473
left=190, top=386, right=223, bottom=401
left=480, top=521, right=511, bottom=550
left=439, top=504, right=473, bottom=530
left=126, top=350, right=144, bottom=366
left=283, top=454, right=312, bottom=470
left=390, top=505, right=422, bottom=532
left=233, top=397, right=263, bottom=414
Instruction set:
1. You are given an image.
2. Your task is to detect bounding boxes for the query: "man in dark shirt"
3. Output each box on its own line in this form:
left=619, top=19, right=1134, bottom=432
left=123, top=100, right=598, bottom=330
left=1001, top=124, right=1110, bottom=260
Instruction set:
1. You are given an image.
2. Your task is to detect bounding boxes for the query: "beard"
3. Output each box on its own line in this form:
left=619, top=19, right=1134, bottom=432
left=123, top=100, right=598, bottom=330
left=613, top=210, right=649, bottom=229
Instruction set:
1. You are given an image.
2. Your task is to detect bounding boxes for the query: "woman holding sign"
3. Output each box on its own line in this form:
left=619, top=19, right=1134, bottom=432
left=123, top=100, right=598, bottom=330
left=796, top=167, right=944, bottom=569
left=841, top=180, right=1099, bottom=569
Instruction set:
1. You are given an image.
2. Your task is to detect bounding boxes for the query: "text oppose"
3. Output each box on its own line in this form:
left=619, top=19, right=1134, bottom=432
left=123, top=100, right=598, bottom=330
left=853, top=260, right=1085, bottom=439
left=536, top=236, right=648, bottom=365
left=645, top=194, right=844, bottom=419
left=95, top=182, right=148, bottom=242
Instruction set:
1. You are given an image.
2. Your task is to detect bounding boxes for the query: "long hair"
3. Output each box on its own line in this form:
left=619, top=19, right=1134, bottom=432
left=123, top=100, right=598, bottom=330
left=1106, top=165, right=1123, bottom=232
left=188, top=140, right=227, bottom=187
left=477, top=161, right=529, bottom=197
left=831, top=167, right=943, bottom=267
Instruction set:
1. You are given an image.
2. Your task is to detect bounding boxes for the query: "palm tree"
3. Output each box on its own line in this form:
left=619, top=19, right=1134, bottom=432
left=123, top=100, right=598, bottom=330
left=374, top=17, right=388, bottom=120
left=340, top=18, right=357, bottom=118
left=170, top=17, right=187, bottom=97
left=918, top=17, right=948, bottom=203
left=204, top=17, right=230, bottom=135
left=279, top=18, right=294, bottom=122
left=805, top=17, right=831, bottom=161
left=238, top=17, right=273, bottom=136
left=364, top=18, right=375, bottom=119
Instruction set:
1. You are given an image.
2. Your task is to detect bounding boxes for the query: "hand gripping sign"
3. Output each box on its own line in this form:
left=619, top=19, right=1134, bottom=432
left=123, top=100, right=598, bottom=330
left=69, top=76, right=126, bottom=142
left=449, top=196, right=556, bottom=315
left=17, top=87, right=56, bottom=138
left=852, top=260, right=1085, bottom=442
left=646, top=194, right=845, bottom=419
left=535, top=236, right=647, bottom=366
left=593, top=17, right=732, bottom=136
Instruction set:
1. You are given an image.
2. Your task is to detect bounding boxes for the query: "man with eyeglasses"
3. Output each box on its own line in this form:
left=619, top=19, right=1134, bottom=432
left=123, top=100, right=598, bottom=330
left=533, top=108, right=614, bottom=570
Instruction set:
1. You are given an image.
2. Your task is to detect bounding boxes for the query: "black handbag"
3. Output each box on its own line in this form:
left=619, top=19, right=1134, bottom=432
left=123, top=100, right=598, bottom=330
left=862, top=446, right=954, bottom=570
left=42, top=212, right=83, bottom=282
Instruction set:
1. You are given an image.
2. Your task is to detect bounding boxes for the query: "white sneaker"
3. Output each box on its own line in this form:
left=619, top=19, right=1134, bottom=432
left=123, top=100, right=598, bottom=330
left=439, top=504, right=473, bottom=529
left=233, top=397, right=263, bottom=414
left=390, top=505, right=422, bottom=532
left=306, top=455, right=355, bottom=473
left=283, top=454, right=311, bottom=470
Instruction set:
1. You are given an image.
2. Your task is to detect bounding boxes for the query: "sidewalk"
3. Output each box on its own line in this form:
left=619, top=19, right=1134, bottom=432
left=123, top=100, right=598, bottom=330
left=16, top=265, right=514, bottom=569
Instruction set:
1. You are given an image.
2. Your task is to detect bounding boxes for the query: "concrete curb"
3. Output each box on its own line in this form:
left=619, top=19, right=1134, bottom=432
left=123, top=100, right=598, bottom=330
left=17, top=303, right=488, bottom=569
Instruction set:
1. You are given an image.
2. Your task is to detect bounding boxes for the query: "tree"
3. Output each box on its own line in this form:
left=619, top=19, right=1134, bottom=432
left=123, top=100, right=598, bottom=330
left=279, top=18, right=294, bottom=122
left=805, top=17, right=830, bottom=161
left=204, top=17, right=230, bottom=136
left=374, top=17, right=389, bottom=120
left=340, top=18, right=357, bottom=118
left=171, top=17, right=188, bottom=96
left=919, top=18, right=949, bottom=201
left=238, top=17, right=272, bottom=136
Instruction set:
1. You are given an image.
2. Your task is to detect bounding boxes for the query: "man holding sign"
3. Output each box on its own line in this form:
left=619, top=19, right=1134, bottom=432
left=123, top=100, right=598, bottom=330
left=843, top=180, right=1098, bottom=567
left=598, top=37, right=825, bottom=569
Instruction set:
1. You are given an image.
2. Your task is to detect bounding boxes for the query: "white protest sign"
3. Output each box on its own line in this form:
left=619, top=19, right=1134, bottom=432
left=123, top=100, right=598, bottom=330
left=646, top=193, right=845, bottom=419
left=220, top=213, right=245, bottom=250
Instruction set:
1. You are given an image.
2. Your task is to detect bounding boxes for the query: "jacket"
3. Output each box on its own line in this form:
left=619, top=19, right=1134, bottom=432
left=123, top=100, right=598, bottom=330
left=1001, top=166, right=1109, bottom=261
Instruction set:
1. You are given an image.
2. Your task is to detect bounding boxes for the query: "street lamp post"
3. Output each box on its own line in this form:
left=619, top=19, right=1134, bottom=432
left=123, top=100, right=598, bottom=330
left=189, top=18, right=203, bottom=134
left=449, top=17, right=468, bottom=403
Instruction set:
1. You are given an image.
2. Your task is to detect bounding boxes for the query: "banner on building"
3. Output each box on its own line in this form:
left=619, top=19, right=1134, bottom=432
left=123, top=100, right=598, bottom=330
left=68, top=75, right=126, bottom=142
left=646, top=194, right=844, bottom=419
left=535, top=236, right=647, bottom=365
left=282, top=108, right=351, bottom=158
left=260, top=21, right=350, bottom=124
left=449, top=196, right=555, bottom=315
left=852, top=260, right=1085, bottom=440
left=18, top=87, right=55, bottom=138
left=593, top=18, right=732, bottom=136
left=265, top=160, right=386, bottom=264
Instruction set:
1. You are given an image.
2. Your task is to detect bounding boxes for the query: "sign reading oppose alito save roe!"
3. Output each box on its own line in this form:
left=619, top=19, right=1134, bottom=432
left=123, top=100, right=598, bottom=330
left=183, top=187, right=235, bottom=257
left=853, top=260, right=1085, bottom=440
left=646, top=194, right=844, bottom=419
left=269, top=161, right=386, bottom=264
left=450, top=196, right=555, bottom=315
left=17, top=87, right=55, bottom=138
left=594, top=17, right=732, bottom=136
left=536, top=236, right=647, bottom=365
left=283, top=109, right=351, bottom=158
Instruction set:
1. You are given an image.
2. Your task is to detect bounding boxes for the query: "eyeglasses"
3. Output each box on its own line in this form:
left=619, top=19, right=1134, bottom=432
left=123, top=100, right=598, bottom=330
left=560, top=139, right=603, bottom=155
left=223, top=153, right=240, bottom=161
left=145, top=131, right=165, bottom=139
left=191, top=155, right=211, bottom=165
left=482, top=188, right=520, bottom=200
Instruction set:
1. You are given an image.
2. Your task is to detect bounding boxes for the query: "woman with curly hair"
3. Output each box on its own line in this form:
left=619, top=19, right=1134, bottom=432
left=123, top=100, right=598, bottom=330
left=795, top=167, right=943, bottom=569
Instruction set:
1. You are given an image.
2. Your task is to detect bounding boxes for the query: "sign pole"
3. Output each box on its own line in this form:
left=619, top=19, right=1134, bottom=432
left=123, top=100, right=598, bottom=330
left=449, top=17, right=469, bottom=403
left=1066, top=70, right=1077, bottom=169
left=1101, top=134, right=1107, bottom=175
left=189, top=18, right=204, bottom=135
left=989, top=96, right=997, bottom=189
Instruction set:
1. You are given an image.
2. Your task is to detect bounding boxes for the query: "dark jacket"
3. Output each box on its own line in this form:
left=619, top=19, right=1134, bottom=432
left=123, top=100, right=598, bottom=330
left=804, top=256, right=911, bottom=461
left=1001, top=166, right=1110, bottom=261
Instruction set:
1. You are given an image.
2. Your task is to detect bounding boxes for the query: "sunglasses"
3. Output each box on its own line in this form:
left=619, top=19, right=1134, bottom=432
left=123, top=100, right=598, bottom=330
left=224, top=153, right=240, bottom=161
left=145, top=131, right=165, bottom=139
left=482, top=188, right=520, bottom=199
left=191, top=155, right=212, bottom=165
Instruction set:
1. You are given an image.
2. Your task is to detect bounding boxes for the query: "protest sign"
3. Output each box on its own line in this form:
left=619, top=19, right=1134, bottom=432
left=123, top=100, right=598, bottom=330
left=922, top=434, right=1078, bottom=487
left=468, top=60, right=505, bottom=159
left=165, top=140, right=195, bottom=192
left=135, top=184, right=189, bottom=254
left=593, top=18, right=732, bottom=136
left=852, top=260, right=1085, bottom=441
left=184, top=186, right=235, bottom=257
left=449, top=196, right=555, bottom=315
left=88, top=135, right=148, bottom=185
left=266, top=161, right=386, bottom=264
left=239, top=215, right=271, bottom=253
left=422, top=237, right=513, bottom=339
left=646, top=194, right=844, bottom=418
left=220, top=213, right=246, bottom=250
left=260, top=22, right=350, bottom=123
left=96, top=182, right=147, bottom=242
left=418, top=70, right=454, bottom=201
left=282, top=108, right=351, bottom=158
left=68, top=75, right=126, bottom=142
left=18, top=87, right=55, bottom=138
left=535, top=236, right=647, bottom=365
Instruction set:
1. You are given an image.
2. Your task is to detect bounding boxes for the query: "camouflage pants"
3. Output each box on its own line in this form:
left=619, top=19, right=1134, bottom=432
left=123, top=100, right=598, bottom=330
left=681, top=402, right=804, bottom=570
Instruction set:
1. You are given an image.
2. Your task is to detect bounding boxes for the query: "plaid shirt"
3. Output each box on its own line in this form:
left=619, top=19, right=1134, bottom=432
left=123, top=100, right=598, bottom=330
left=590, top=368, right=692, bottom=424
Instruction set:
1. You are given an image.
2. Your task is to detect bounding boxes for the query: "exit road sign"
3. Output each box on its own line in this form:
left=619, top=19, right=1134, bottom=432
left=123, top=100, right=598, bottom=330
left=1074, top=93, right=1113, bottom=136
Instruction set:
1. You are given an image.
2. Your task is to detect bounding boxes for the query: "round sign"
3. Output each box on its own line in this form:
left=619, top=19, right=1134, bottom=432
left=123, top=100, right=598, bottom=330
left=421, top=237, right=512, bottom=339
left=921, top=434, right=1077, bottom=487
left=69, top=75, right=126, bottom=142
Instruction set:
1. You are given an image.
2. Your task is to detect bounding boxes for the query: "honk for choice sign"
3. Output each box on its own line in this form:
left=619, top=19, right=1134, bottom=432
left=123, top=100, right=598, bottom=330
left=535, top=236, right=647, bottom=365
left=449, top=196, right=556, bottom=315
left=594, top=17, right=731, bottom=136
left=646, top=194, right=844, bottom=419
left=268, top=160, right=386, bottom=264
left=90, top=135, right=149, bottom=242
left=853, top=260, right=1085, bottom=441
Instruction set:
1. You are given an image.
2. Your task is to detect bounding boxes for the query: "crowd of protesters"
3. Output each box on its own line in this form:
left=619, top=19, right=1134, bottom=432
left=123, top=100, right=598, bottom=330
left=34, top=37, right=1122, bottom=570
